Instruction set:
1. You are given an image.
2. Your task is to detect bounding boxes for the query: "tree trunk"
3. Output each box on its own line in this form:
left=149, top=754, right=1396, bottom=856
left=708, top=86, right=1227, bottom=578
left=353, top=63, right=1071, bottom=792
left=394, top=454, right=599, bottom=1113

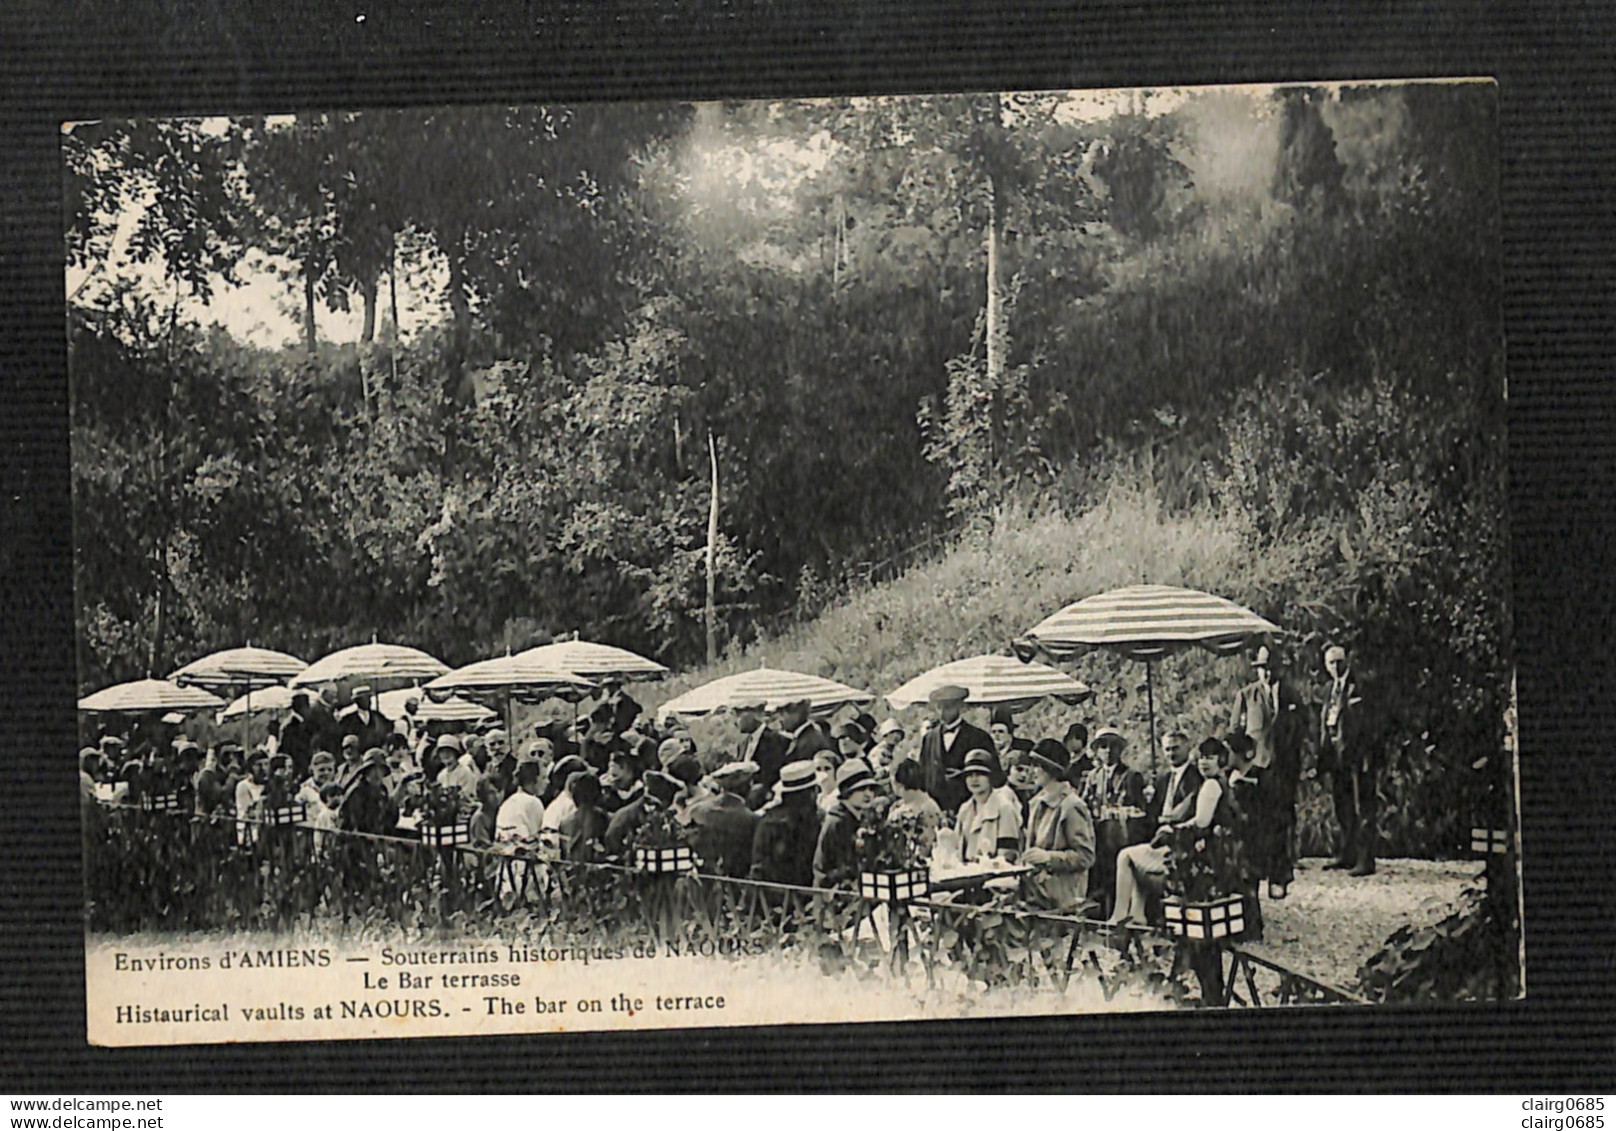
left=360, top=273, right=378, bottom=343
left=302, top=263, right=317, bottom=352
left=833, top=195, right=844, bottom=291
left=984, top=175, right=1006, bottom=469
left=445, top=248, right=472, bottom=408
left=706, top=430, right=720, bottom=667
left=388, top=232, right=400, bottom=390
left=356, top=271, right=377, bottom=416
left=148, top=543, right=166, bottom=677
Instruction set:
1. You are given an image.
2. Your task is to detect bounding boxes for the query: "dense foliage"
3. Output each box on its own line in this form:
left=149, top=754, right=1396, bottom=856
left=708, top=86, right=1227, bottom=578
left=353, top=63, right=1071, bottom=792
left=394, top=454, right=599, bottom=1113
left=69, top=85, right=1510, bottom=863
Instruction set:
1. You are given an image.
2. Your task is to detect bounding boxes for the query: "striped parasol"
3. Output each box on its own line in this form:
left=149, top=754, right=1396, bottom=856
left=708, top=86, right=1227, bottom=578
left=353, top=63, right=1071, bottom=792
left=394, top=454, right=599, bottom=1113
left=885, top=653, right=1092, bottom=712
left=425, top=654, right=598, bottom=707
left=656, top=666, right=873, bottom=723
left=376, top=686, right=497, bottom=726
left=170, top=646, right=307, bottom=690
left=217, top=684, right=304, bottom=720
left=291, top=642, right=451, bottom=693
left=1016, top=585, right=1281, bottom=662
left=1016, top=585, right=1281, bottom=766
left=516, top=639, right=668, bottom=683
left=79, top=678, right=226, bottom=714
left=426, top=654, right=599, bottom=735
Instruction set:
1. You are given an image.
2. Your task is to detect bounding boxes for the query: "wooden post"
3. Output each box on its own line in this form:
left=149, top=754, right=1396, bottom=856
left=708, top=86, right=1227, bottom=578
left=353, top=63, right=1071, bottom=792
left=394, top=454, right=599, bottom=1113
left=388, top=233, right=400, bottom=391
left=706, top=430, right=720, bottom=667
left=1145, top=662, right=1158, bottom=776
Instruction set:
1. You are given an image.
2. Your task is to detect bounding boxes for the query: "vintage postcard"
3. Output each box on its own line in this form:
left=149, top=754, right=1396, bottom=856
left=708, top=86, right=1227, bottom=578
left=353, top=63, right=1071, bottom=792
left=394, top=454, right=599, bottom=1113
left=66, top=78, right=1520, bottom=1046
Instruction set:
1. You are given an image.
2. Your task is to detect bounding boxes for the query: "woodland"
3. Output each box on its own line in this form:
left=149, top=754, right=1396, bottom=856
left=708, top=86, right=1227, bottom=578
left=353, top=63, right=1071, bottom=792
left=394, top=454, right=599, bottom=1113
left=66, top=82, right=1510, bottom=858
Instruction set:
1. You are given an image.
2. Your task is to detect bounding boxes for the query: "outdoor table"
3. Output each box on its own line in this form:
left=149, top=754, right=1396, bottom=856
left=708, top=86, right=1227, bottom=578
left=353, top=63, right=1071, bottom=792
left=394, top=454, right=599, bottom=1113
left=928, top=863, right=1034, bottom=894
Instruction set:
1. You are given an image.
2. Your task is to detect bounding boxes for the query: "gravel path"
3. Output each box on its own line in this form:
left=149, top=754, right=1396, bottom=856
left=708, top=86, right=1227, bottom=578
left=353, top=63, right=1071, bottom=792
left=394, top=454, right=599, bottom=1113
left=1240, top=856, right=1486, bottom=993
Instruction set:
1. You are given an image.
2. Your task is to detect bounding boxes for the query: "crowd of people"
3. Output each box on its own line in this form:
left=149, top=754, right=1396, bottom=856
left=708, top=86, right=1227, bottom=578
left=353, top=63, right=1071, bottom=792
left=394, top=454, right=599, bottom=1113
left=81, top=643, right=1378, bottom=937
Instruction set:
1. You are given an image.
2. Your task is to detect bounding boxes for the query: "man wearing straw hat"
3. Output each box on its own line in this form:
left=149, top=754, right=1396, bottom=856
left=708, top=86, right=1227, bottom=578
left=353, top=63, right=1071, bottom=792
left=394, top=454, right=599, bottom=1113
left=919, top=684, right=994, bottom=815
left=751, top=761, right=822, bottom=886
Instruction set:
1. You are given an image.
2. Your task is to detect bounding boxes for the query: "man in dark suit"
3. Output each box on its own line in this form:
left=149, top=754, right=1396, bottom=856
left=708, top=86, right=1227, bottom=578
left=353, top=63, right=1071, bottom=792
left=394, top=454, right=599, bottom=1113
left=686, top=761, right=761, bottom=878
left=578, top=714, right=625, bottom=774
left=1320, top=643, right=1376, bottom=875
left=590, top=679, right=642, bottom=739
left=1146, top=730, right=1203, bottom=828
left=337, top=685, right=393, bottom=753
left=734, top=703, right=792, bottom=808
left=603, top=769, right=679, bottom=858
left=919, top=685, right=994, bottom=815
left=987, top=705, right=1035, bottom=759
left=1231, top=645, right=1310, bottom=895
left=305, top=687, right=343, bottom=762
left=775, top=699, right=834, bottom=766
left=750, top=760, right=822, bottom=887
left=276, top=690, right=318, bottom=780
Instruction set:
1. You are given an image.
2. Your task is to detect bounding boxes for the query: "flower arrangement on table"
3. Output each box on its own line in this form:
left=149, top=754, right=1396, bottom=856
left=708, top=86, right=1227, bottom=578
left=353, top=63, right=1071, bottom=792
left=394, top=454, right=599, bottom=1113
left=856, top=811, right=932, bottom=903
left=628, top=804, right=695, bottom=874
left=418, top=782, right=472, bottom=846
left=258, top=772, right=305, bottom=826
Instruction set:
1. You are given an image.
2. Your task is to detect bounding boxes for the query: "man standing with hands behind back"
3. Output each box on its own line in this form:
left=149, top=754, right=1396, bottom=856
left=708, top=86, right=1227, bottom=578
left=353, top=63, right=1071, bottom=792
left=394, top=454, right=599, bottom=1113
left=919, top=685, right=994, bottom=815
left=1231, top=645, right=1308, bottom=898
left=1321, top=643, right=1376, bottom=876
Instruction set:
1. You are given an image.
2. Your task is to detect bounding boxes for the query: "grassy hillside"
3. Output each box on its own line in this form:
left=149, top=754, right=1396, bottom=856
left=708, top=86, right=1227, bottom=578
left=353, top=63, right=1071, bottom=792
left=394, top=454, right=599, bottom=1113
left=636, top=479, right=1296, bottom=782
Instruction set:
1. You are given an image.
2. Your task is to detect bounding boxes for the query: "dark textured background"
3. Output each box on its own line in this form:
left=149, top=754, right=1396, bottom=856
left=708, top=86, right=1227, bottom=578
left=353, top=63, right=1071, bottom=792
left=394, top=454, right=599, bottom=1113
left=3, top=0, right=1613, bottom=1093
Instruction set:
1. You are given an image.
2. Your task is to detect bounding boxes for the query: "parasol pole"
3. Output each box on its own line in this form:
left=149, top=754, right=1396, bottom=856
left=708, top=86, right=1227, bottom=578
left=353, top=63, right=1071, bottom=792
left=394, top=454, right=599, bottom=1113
left=1144, top=660, right=1158, bottom=777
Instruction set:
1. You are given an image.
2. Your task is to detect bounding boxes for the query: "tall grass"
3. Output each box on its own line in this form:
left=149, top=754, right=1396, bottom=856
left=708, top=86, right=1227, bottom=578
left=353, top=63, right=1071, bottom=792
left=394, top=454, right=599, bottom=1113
left=639, top=473, right=1298, bottom=780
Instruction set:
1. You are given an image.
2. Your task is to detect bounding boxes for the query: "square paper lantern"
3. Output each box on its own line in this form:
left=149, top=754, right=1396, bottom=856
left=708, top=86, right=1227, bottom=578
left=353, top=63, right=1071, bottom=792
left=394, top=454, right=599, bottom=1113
left=262, top=802, right=308, bottom=826
left=859, top=868, right=932, bottom=904
left=635, top=845, right=695, bottom=874
left=420, top=819, right=472, bottom=847
left=1161, top=894, right=1247, bottom=940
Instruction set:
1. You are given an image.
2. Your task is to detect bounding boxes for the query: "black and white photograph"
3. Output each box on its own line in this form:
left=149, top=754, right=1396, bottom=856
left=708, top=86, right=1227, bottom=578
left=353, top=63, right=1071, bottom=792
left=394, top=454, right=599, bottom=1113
left=64, top=78, right=1520, bottom=1044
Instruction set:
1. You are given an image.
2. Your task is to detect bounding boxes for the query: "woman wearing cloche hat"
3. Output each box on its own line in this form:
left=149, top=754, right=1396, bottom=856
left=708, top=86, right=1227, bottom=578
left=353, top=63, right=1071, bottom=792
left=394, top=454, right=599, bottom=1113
left=950, top=748, right=1021, bottom=865
left=1019, top=739, right=1097, bottom=913
left=812, top=758, right=882, bottom=889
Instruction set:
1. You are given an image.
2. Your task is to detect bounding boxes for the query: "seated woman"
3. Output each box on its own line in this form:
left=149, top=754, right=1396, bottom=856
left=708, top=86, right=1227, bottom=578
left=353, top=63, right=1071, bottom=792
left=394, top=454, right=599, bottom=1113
left=952, top=749, right=1021, bottom=865
left=886, top=757, right=943, bottom=857
left=1150, top=736, right=1256, bottom=940
left=1019, top=740, right=1096, bottom=914
left=557, top=770, right=608, bottom=863
left=1220, top=732, right=1265, bottom=940
left=1112, top=737, right=1229, bottom=927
